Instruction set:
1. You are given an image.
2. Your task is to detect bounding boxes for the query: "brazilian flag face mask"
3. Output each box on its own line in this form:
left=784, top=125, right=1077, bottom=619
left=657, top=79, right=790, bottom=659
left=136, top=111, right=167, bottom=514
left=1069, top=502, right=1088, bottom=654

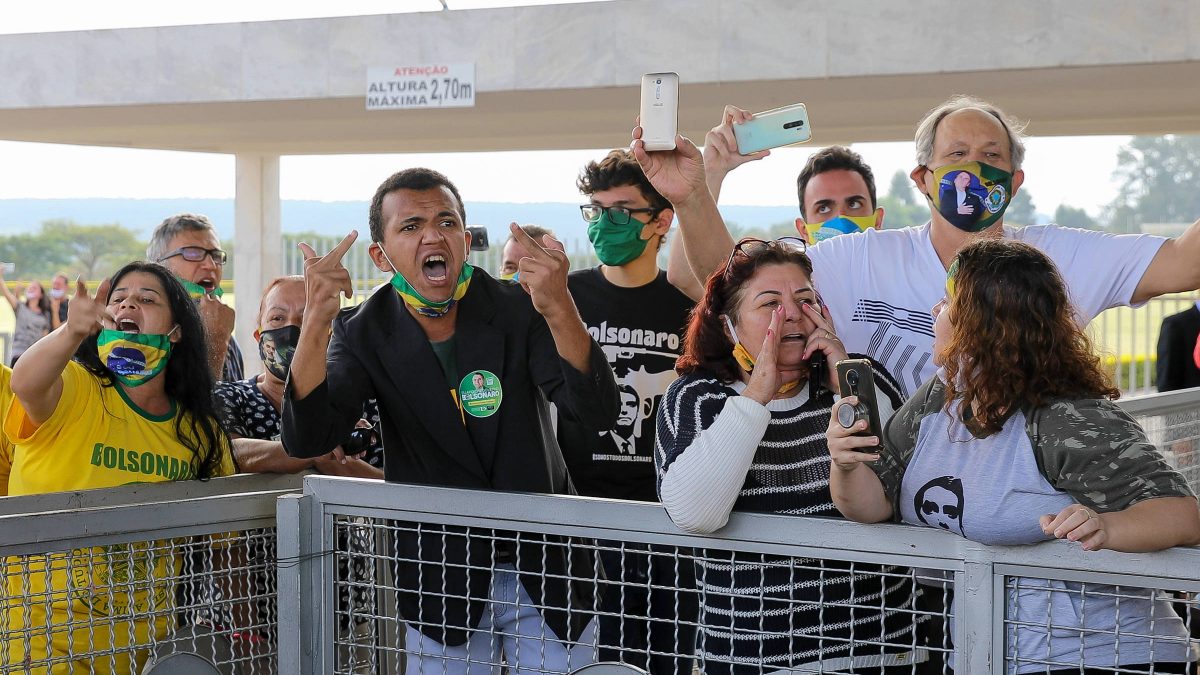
left=379, top=247, right=474, bottom=318
left=805, top=213, right=878, bottom=244
left=97, top=327, right=177, bottom=387
left=178, top=278, right=223, bottom=299
left=927, top=161, right=1014, bottom=232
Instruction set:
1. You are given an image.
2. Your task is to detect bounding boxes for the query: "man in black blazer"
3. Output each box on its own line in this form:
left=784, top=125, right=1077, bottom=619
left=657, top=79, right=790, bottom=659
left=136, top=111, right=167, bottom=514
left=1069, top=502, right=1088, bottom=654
left=1157, top=299, right=1200, bottom=392
left=282, top=168, right=618, bottom=673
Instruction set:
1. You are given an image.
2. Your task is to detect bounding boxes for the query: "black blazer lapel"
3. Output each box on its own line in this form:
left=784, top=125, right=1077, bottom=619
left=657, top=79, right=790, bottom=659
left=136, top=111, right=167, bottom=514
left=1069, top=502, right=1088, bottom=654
left=454, top=284, right=505, bottom=477
left=375, top=296, right=488, bottom=483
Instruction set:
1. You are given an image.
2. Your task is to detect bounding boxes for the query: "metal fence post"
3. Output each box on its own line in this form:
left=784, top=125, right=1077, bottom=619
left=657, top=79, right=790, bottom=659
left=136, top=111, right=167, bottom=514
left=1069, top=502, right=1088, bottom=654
left=277, top=493, right=315, bottom=675
left=955, top=542, right=1001, bottom=674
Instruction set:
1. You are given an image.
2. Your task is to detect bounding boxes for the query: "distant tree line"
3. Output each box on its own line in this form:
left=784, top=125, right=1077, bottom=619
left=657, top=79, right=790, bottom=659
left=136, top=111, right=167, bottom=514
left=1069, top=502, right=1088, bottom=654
left=0, top=220, right=236, bottom=282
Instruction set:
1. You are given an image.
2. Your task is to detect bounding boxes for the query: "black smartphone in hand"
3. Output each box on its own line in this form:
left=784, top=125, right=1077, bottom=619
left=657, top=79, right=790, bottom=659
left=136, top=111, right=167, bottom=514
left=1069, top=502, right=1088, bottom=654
left=835, top=359, right=883, bottom=451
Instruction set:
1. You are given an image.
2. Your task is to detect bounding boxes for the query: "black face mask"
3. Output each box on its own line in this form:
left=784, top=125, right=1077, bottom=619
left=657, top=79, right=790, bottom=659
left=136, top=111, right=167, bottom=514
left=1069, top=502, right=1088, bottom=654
left=257, top=325, right=301, bottom=380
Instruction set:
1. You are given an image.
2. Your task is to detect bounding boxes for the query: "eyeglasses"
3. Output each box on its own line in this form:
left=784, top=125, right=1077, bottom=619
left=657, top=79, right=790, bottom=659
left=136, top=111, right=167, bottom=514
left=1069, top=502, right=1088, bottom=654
left=723, top=236, right=808, bottom=279
left=157, top=246, right=228, bottom=266
left=579, top=204, right=658, bottom=226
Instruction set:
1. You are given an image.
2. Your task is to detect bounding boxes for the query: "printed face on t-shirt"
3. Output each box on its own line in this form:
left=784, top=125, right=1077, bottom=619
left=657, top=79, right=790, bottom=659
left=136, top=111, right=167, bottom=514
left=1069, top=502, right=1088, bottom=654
left=914, top=476, right=966, bottom=537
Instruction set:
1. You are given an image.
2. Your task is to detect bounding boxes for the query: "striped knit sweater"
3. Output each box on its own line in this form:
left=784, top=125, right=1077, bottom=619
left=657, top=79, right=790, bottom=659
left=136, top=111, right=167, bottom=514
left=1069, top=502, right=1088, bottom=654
left=655, top=362, right=918, bottom=674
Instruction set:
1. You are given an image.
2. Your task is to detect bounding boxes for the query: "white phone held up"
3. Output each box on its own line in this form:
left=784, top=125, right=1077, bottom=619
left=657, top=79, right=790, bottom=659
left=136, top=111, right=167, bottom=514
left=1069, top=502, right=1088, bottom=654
left=639, top=72, right=679, bottom=151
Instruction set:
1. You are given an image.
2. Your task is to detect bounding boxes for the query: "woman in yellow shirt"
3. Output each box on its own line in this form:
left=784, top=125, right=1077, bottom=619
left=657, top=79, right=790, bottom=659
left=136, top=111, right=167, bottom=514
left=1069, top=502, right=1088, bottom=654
left=3, top=261, right=234, bottom=673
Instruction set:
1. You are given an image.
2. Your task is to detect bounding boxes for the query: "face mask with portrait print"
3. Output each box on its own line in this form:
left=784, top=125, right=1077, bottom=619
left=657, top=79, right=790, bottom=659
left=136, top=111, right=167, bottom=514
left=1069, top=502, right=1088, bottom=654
left=256, top=325, right=301, bottom=381
left=926, top=161, right=1014, bottom=232
left=805, top=213, right=878, bottom=244
left=97, top=327, right=177, bottom=387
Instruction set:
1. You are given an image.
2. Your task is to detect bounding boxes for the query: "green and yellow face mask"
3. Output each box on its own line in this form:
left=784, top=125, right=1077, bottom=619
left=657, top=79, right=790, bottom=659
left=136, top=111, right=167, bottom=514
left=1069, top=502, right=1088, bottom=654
left=804, top=213, right=878, bottom=244
left=390, top=264, right=474, bottom=318
left=97, top=328, right=176, bottom=387
left=945, top=256, right=960, bottom=299
left=178, top=278, right=223, bottom=299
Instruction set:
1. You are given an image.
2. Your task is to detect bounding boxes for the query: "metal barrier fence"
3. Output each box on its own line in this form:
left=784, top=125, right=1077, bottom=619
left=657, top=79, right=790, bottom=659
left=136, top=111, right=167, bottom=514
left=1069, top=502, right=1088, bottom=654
left=279, top=478, right=1200, bottom=675
left=0, top=474, right=301, bottom=674
left=277, top=388, right=1200, bottom=675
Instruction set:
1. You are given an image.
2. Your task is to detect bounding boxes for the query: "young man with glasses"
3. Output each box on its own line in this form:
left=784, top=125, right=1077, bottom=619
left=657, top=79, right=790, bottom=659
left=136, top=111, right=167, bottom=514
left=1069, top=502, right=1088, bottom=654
left=566, top=149, right=700, bottom=675
left=146, top=213, right=242, bottom=382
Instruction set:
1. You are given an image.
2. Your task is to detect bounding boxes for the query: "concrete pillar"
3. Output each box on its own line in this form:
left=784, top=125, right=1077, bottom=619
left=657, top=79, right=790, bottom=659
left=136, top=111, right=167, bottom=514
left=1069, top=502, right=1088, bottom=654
left=233, top=153, right=282, bottom=377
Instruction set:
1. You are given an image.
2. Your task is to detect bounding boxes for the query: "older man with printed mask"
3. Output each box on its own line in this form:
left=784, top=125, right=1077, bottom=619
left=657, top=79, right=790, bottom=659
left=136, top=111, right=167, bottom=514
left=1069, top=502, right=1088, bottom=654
left=282, top=167, right=617, bottom=675
left=652, top=95, right=1200, bottom=397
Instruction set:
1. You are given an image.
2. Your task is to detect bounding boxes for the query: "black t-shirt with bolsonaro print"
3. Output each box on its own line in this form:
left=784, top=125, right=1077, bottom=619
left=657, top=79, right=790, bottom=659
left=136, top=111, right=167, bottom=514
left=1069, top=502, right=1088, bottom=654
left=560, top=267, right=694, bottom=501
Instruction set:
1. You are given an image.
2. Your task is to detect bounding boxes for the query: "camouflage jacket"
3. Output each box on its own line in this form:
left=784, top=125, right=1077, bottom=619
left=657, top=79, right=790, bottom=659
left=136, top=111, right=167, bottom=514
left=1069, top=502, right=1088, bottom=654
left=870, top=377, right=1194, bottom=520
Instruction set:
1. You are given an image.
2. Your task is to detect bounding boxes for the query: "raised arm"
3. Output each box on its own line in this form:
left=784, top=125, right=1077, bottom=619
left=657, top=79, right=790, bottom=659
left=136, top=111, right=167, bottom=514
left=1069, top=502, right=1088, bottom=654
left=11, top=279, right=112, bottom=425
left=631, top=128, right=736, bottom=289
left=1132, top=218, right=1200, bottom=304
left=282, top=232, right=370, bottom=459
left=702, top=105, right=769, bottom=203
left=0, top=273, right=19, bottom=311
left=511, top=224, right=593, bottom=374
left=664, top=230, right=704, bottom=301
left=289, top=232, right=356, bottom=398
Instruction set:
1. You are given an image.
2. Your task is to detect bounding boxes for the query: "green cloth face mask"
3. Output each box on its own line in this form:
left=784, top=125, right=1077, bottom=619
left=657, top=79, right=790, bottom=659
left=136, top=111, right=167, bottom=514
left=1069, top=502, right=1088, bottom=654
left=805, top=213, right=878, bottom=243
left=587, top=211, right=650, bottom=266
left=97, top=328, right=176, bottom=387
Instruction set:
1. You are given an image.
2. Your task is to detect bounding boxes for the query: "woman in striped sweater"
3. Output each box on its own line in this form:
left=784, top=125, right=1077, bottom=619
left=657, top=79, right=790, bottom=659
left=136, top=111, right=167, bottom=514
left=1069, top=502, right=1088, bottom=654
left=655, top=237, right=919, bottom=674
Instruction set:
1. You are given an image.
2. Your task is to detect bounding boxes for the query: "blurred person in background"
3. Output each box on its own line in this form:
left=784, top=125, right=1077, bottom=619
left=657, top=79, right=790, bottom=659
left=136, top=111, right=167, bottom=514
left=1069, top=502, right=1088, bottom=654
left=498, top=224, right=559, bottom=281
left=0, top=271, right=51, bottom=366
left=49, top=272, right=70, bottom=330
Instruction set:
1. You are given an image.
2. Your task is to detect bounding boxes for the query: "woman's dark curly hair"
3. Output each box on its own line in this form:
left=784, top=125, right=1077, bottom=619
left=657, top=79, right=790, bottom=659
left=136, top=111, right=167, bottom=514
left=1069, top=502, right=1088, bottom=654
left=940, top=239, right=1118, bottom=434
left=75, top=261, right=230, bottom=480
left=676, top=242, right=814, bottom=383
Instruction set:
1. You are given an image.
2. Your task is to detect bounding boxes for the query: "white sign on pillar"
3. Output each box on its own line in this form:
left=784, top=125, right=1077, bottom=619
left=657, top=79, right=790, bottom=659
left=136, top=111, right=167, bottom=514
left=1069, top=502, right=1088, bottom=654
left=366, top=64, right=476, bottom=110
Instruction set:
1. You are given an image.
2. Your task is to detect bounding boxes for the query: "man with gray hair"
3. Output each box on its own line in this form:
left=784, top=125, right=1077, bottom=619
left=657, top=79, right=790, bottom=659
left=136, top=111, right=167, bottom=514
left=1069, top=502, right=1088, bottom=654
left=645, top=94, right=1200, bottom=396
left=147, top=213, right=243, bottom=381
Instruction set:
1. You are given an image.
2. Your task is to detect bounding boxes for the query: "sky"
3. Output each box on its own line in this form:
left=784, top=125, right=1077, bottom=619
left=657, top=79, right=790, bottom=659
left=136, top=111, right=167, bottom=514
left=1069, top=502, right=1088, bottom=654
left=0, top=0, right=1131, bottom=221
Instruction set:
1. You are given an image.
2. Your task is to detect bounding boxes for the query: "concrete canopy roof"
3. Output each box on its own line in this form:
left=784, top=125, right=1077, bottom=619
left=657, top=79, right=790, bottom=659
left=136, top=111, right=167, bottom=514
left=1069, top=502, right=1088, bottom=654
left=1, top=0, right=1199, bottom=154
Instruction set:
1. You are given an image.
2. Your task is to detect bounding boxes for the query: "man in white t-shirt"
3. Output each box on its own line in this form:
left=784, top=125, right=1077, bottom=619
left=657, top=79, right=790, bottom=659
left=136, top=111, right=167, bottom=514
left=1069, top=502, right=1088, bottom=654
left=636, top=95, right=1200, bottom=396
